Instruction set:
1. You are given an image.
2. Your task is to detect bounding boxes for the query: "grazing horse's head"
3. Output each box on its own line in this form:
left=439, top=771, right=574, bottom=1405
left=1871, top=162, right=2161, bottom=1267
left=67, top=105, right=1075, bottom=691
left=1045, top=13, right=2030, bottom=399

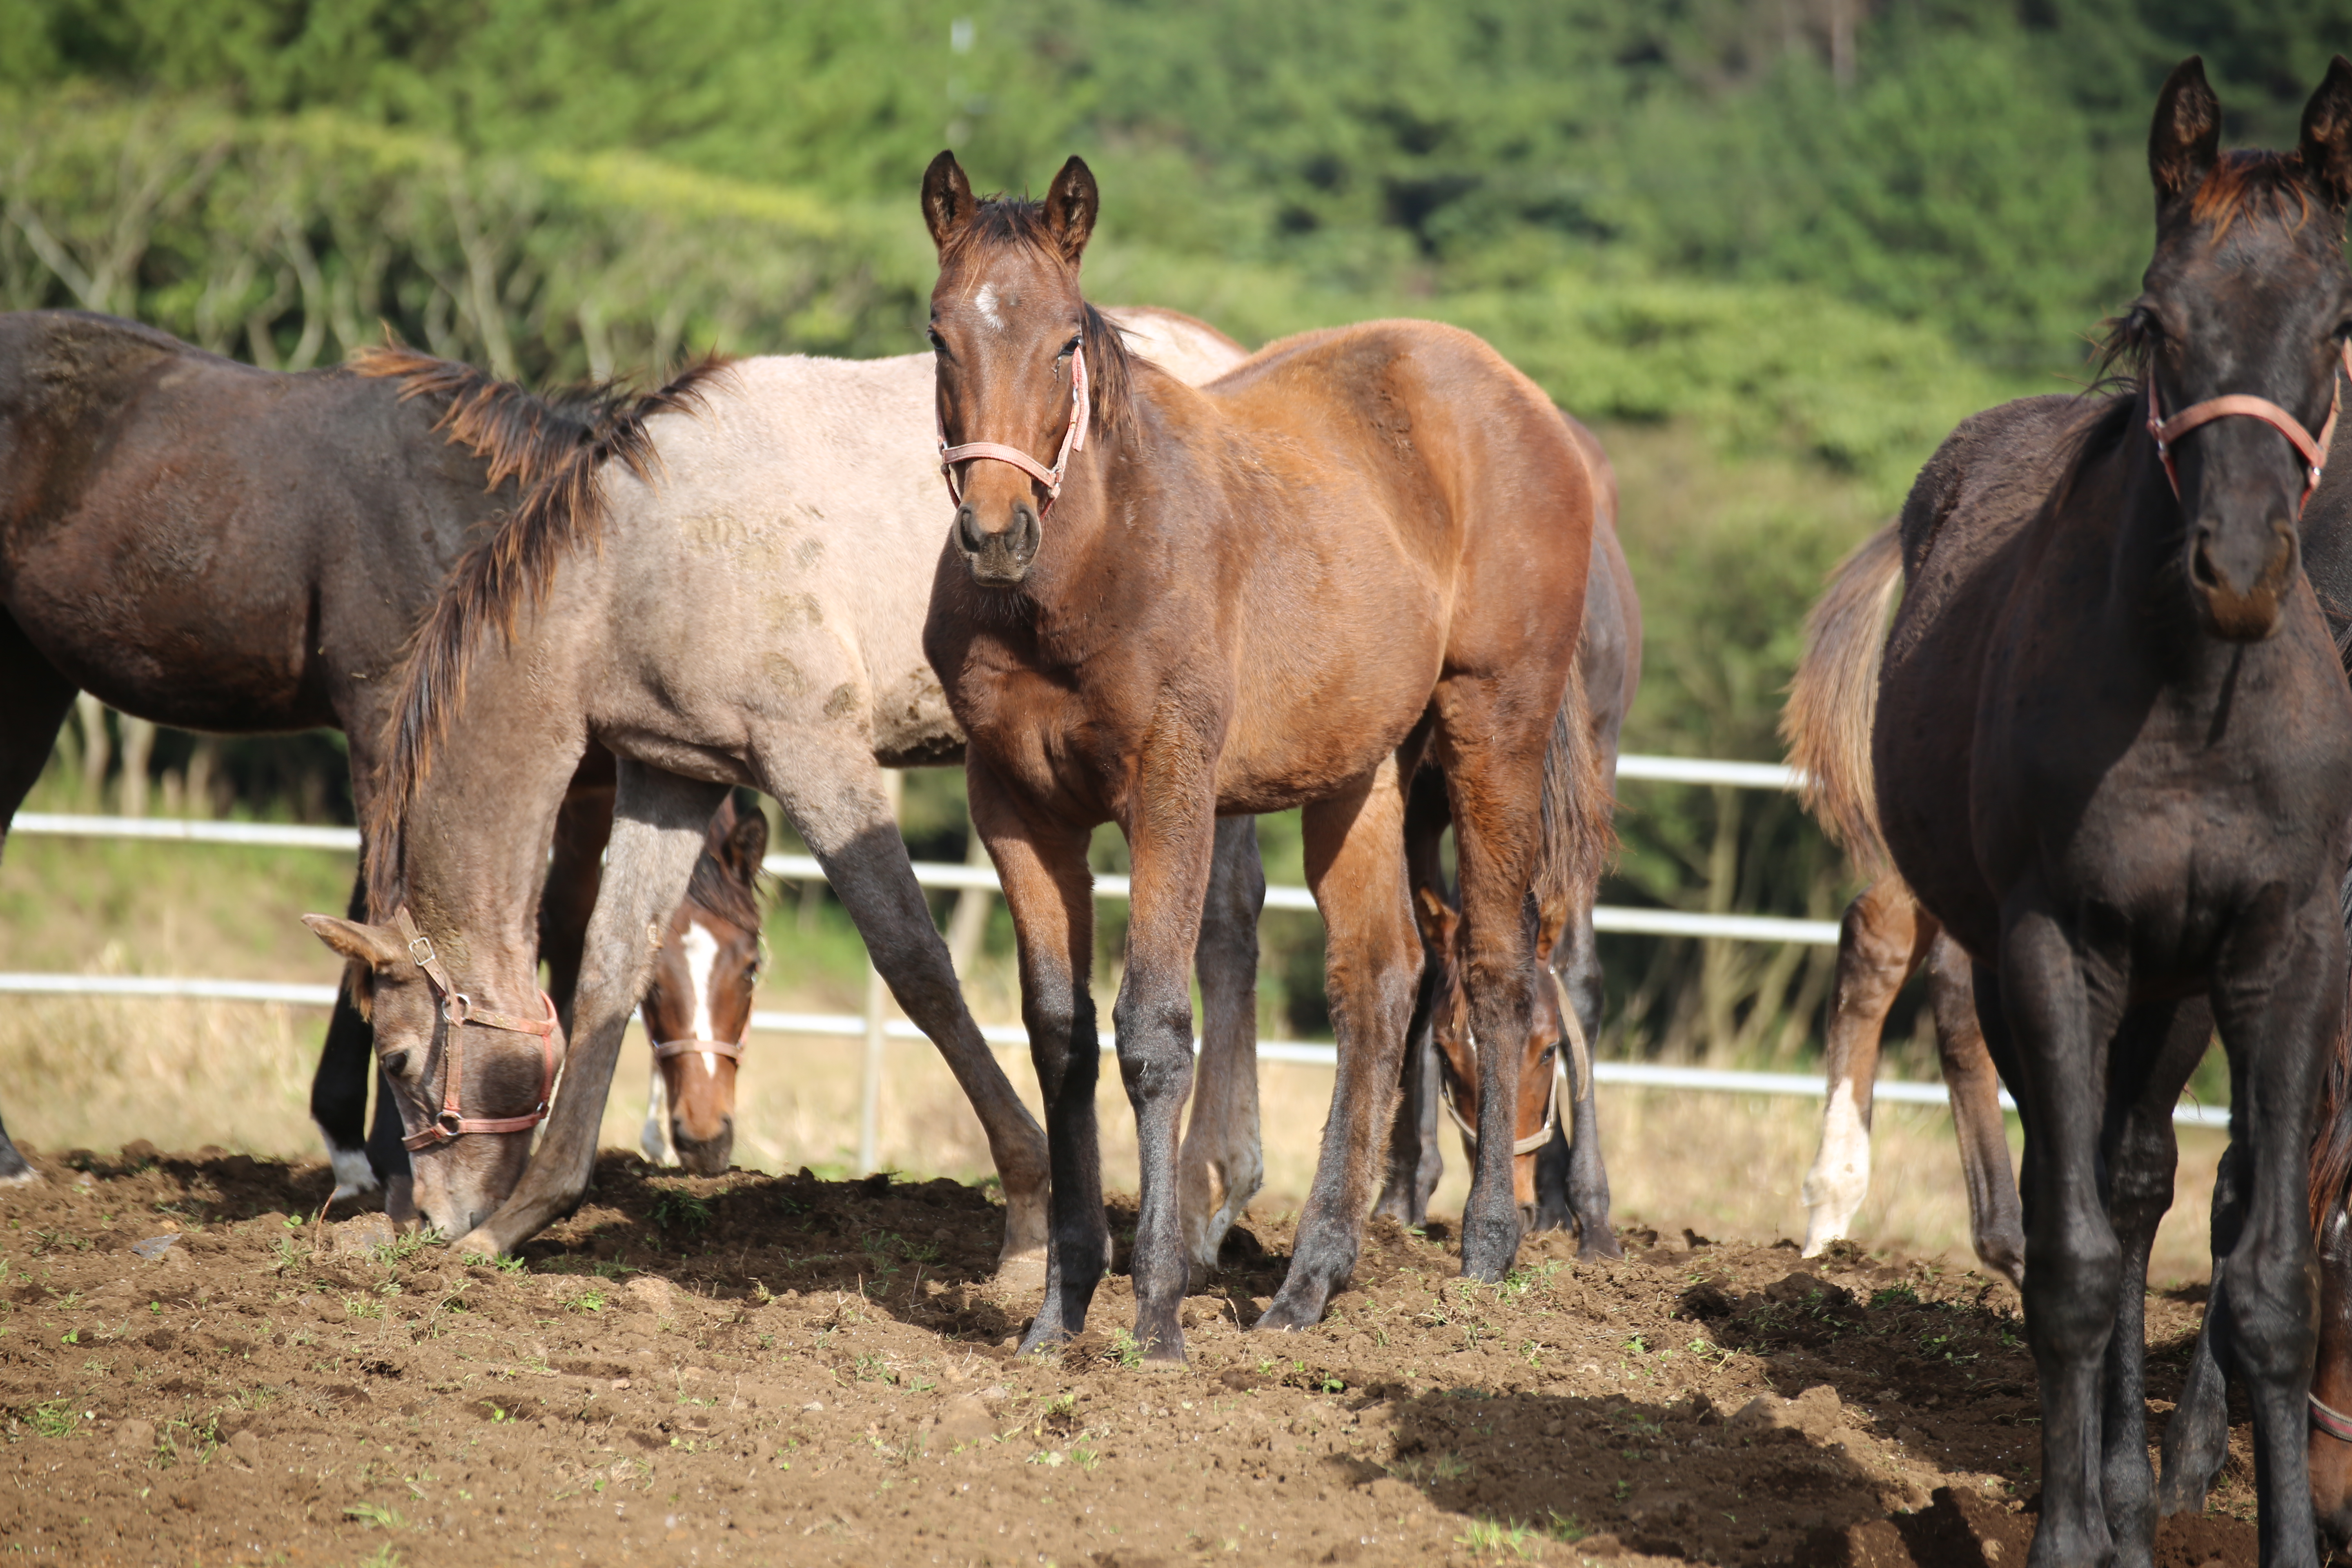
left=1414, top=888, right=1569, bottom=1223
left=639, top=800, right=767, bottom=1176
left=2126, top=56, right=2352, bottom=642
left=920, top=149, right=1119, bottom=589
left=301, top=912, right=559, bottom=1238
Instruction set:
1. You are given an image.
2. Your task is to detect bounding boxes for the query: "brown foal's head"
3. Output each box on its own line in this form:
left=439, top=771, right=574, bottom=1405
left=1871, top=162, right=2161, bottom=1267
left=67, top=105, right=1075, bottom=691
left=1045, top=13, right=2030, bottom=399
left=921, top=149, right=1102, bottom=589
left=301, top=912, right=554, bottom=1236
left=1414, top=889, right=1568, bottom=1219
left=2128, top=56, right=2352, bottom=642
left=639, top=802, right=767, bottom=1176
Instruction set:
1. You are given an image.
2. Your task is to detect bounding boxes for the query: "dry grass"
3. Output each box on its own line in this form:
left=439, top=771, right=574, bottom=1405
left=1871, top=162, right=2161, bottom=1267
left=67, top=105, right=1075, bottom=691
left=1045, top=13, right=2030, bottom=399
left=0, top=987, right=2225, bottom=1287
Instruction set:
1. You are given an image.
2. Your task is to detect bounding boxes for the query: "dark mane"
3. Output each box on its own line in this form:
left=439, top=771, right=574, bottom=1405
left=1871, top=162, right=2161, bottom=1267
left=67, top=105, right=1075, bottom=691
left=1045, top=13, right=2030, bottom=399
left=358, top=348, right=736, bottom=903
left=941, top=195, right=1139, bottom=443
left=686, top=799, right=765, bottom=933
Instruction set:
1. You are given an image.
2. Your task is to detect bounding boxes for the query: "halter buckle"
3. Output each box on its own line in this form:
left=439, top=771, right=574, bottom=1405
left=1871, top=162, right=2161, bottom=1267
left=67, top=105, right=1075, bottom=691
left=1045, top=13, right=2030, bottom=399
left=443, top=992, right=473, bottom=1027
left=408, top=933, right=437, bottom=967
left=433, top=1108, right=465, bottom=1138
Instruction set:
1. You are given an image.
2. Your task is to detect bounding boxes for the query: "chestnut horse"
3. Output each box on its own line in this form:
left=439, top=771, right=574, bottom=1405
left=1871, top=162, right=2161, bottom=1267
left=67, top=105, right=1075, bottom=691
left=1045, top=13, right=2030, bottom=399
left=1801, top=58, right=2352, bottom=1568
left=920, top=152, right=1604, bottom=1362
left=1785, top=522, right=2023, bottom=1286
left=637, top=797, right=768, bottom=1175
left=0, top=310, right=710, bottom=1202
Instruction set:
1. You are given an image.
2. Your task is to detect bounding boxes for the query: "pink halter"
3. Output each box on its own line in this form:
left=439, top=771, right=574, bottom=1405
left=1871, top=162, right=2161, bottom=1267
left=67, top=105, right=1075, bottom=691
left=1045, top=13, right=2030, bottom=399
left=938, top=343, right=1089, bottom=512
left=2146, top=340, right=2351, bottom=510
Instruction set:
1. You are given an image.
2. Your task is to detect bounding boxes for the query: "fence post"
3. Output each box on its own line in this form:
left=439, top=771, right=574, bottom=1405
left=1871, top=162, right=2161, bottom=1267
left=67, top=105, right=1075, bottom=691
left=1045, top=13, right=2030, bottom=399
left=858, top=770, right=904, bottom=1175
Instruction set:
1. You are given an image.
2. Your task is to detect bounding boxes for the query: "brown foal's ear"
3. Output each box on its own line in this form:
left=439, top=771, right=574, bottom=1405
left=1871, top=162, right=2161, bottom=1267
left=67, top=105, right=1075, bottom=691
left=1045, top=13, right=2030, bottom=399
left=2149, top=56, right=2221, bottom=206
left=2300, top=56, right=2352, bottom=211
left=1041, top=156, right=1099, bottom=265
left=1412, top=885, right=1457, bottom=952
left=722, top=809, right=769, bottom=884
left=1534, top=905, right=1568, bottom=969
left=302, top=913, right=408, bottom=969
left=922, top=150, right=978, bottom=251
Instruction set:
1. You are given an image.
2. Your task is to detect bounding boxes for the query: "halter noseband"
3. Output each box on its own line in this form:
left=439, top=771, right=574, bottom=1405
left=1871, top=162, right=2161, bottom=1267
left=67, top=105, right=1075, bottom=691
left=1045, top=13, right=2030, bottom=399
left=1440, top=969, right=1589, bottom=1158
left=2145, top=340, right=2351, bottom=509
left=2315, top=1390, right=2352, bottom=1444
left=938, top=343, right=1089, bottom=513
left=390, top=906, right=561, bottom=1151
left=652, top=1037, right=746, bottom=1065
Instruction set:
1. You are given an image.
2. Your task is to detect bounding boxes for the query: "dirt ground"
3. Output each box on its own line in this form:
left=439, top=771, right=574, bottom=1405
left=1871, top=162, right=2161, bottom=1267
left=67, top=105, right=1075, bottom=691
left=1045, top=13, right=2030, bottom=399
left=0, top=1146, right=2267, bottom=1568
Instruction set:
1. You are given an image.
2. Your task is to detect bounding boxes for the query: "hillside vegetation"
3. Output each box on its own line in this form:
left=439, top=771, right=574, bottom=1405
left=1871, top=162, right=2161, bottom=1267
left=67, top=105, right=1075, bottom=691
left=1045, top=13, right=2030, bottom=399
left=0, top=0, right=2327, bottom=1068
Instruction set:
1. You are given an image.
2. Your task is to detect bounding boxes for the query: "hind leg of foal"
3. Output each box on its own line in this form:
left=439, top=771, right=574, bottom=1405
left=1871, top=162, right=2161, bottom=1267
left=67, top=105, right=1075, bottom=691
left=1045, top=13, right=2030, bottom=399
left=2097, top=1001, right=2206, bottom=1568
left=1261, top=755, right=1421, bottom=1331
left=1178, top=815, right=1266, bottom=1288
left=0, top=620, right=84, bottom=1186
left=2204, top=889, right=2341, bottom=1568
left=2158, top=1127, right=2245, bottom=1516
left=1996, top=894, right=2130, bottom=1568
left=1802, top=880, right=1937, bottom=1258
left=1552, top=907, right=1621, bottom=1258
left=1375, top=766, right=1453, bottom=1227
left=307, top=867, right=385, bottom=1202
left=969, top=761, right=1109, bottom=1352
left=1928, top=934, right=2025, bottom=1288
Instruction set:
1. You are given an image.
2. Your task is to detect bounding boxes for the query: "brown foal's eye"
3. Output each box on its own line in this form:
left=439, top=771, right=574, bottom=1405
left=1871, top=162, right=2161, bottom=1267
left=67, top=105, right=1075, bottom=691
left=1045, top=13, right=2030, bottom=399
left=381, top=1049, right=410, bottom=1078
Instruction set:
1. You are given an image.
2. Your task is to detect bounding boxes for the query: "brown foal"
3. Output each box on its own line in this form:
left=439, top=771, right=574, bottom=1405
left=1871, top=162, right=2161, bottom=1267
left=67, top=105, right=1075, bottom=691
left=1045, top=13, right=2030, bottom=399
left=918, top=152, right=1603, bottom=1362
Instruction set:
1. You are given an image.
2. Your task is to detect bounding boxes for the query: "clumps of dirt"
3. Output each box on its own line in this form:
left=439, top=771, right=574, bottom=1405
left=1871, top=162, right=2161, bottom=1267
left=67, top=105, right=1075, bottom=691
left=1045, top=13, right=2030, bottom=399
left=0, top=1147, right=2263, bottom=1566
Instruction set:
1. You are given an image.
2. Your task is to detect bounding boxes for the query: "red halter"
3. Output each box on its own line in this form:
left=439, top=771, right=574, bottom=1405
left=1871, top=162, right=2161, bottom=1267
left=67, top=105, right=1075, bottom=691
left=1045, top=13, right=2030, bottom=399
left=2146, top=340, right=2352, bottom=509
left=652, top=1037, right=746, bottom=1064
left=390, top=906, right=561, bottom=1151
left=938, top=343, right=1089, bottom=513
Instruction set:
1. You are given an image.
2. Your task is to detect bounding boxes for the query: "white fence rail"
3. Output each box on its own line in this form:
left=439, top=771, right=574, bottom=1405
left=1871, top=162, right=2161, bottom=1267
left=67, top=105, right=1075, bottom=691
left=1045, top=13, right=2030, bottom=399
left=5, top=756, right=2234, bottom=1131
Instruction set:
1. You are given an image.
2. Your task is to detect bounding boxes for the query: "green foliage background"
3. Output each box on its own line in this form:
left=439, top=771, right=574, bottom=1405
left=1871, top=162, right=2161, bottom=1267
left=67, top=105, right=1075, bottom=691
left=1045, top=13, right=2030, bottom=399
left=5, top=0, right=2342, bottom=1063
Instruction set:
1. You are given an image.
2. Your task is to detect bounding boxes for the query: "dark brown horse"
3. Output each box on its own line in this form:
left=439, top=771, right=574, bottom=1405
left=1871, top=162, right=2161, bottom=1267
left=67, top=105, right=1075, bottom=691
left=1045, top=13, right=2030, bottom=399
left=919, top=152, right=1605, bottom=1362
left=0, top=310, right=710, bottom=1200
left=1802, top=59, right=2352, bottom=1568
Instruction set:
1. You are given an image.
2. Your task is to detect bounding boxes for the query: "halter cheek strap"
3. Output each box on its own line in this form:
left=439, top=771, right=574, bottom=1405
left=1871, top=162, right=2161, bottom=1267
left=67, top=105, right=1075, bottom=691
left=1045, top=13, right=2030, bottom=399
left=938, top=343, right=1089, bottom=513
left=390, top=906, right=561, bottom=1151
left=2314, top=1390, right=2352, bottom=1444
left=2147, top=340, right=2352, bottom=508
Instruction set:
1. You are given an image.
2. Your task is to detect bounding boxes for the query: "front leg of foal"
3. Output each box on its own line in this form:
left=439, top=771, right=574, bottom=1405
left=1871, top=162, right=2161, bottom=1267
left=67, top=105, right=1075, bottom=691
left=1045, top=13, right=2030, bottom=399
left=969, top=764, right=1108, bottom=1354
left=2209, top=890, right=2341, bottom=1568
left=1115, top=790, right=1220, bottom=1363
left=1999, top=900, right=2127, bottom=1568
left=1263, top=760, right=1420, bottom=1330
left=2096, top=1003, right=2202, bottom=1568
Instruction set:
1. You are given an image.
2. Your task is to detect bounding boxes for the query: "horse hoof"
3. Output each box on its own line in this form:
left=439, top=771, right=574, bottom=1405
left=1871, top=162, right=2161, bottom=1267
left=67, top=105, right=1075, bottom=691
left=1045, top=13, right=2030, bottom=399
left=1253, top=1295, right=1321, bottom=1333
left=451, top=1225, right=502, bottom=1261
left=1578, top=1229, right=1625, bottom=1262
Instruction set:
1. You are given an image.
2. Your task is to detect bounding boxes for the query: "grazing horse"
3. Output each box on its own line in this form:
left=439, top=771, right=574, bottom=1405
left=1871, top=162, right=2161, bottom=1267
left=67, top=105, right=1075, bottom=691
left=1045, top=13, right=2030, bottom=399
left=918, top=152, right=1604, bottom=1362
left=1374, top=413, right=1637, bottom=1258
left=1801, top=58, right=2352, bottom=1568
left=305, top=311, right=1274, bottom=1258
left=0, top=309, right=706, bottom=1199
left=638, top=797, right=768, bottom=1176
left=1786, top=522, right=2024, bottom=1287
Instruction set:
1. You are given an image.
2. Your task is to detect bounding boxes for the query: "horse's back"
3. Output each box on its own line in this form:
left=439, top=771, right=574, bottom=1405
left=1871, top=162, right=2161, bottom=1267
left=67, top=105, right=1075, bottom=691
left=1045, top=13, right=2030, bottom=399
left=0, top=310, right=479, bottom=730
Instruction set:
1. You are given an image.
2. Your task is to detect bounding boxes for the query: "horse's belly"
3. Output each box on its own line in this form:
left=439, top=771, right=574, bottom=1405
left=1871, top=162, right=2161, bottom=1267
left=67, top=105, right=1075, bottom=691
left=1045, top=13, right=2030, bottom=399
left=4, top=531, right=323, bottom=729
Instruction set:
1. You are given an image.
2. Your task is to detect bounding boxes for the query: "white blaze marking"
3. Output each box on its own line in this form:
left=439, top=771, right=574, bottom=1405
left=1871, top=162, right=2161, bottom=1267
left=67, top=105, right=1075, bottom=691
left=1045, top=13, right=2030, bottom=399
left=682, top=922, right=721, bottom=1076
left=974, top=283, right=1002, bottom=331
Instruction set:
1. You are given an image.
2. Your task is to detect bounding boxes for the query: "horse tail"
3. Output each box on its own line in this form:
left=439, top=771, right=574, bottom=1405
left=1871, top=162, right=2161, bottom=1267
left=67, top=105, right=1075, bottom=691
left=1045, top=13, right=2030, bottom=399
left=1533, top=658, right=1615, bottom=927
left=356, top=347, right=733, bottom=900
left=1782, top=520, right=1904, bottom=876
